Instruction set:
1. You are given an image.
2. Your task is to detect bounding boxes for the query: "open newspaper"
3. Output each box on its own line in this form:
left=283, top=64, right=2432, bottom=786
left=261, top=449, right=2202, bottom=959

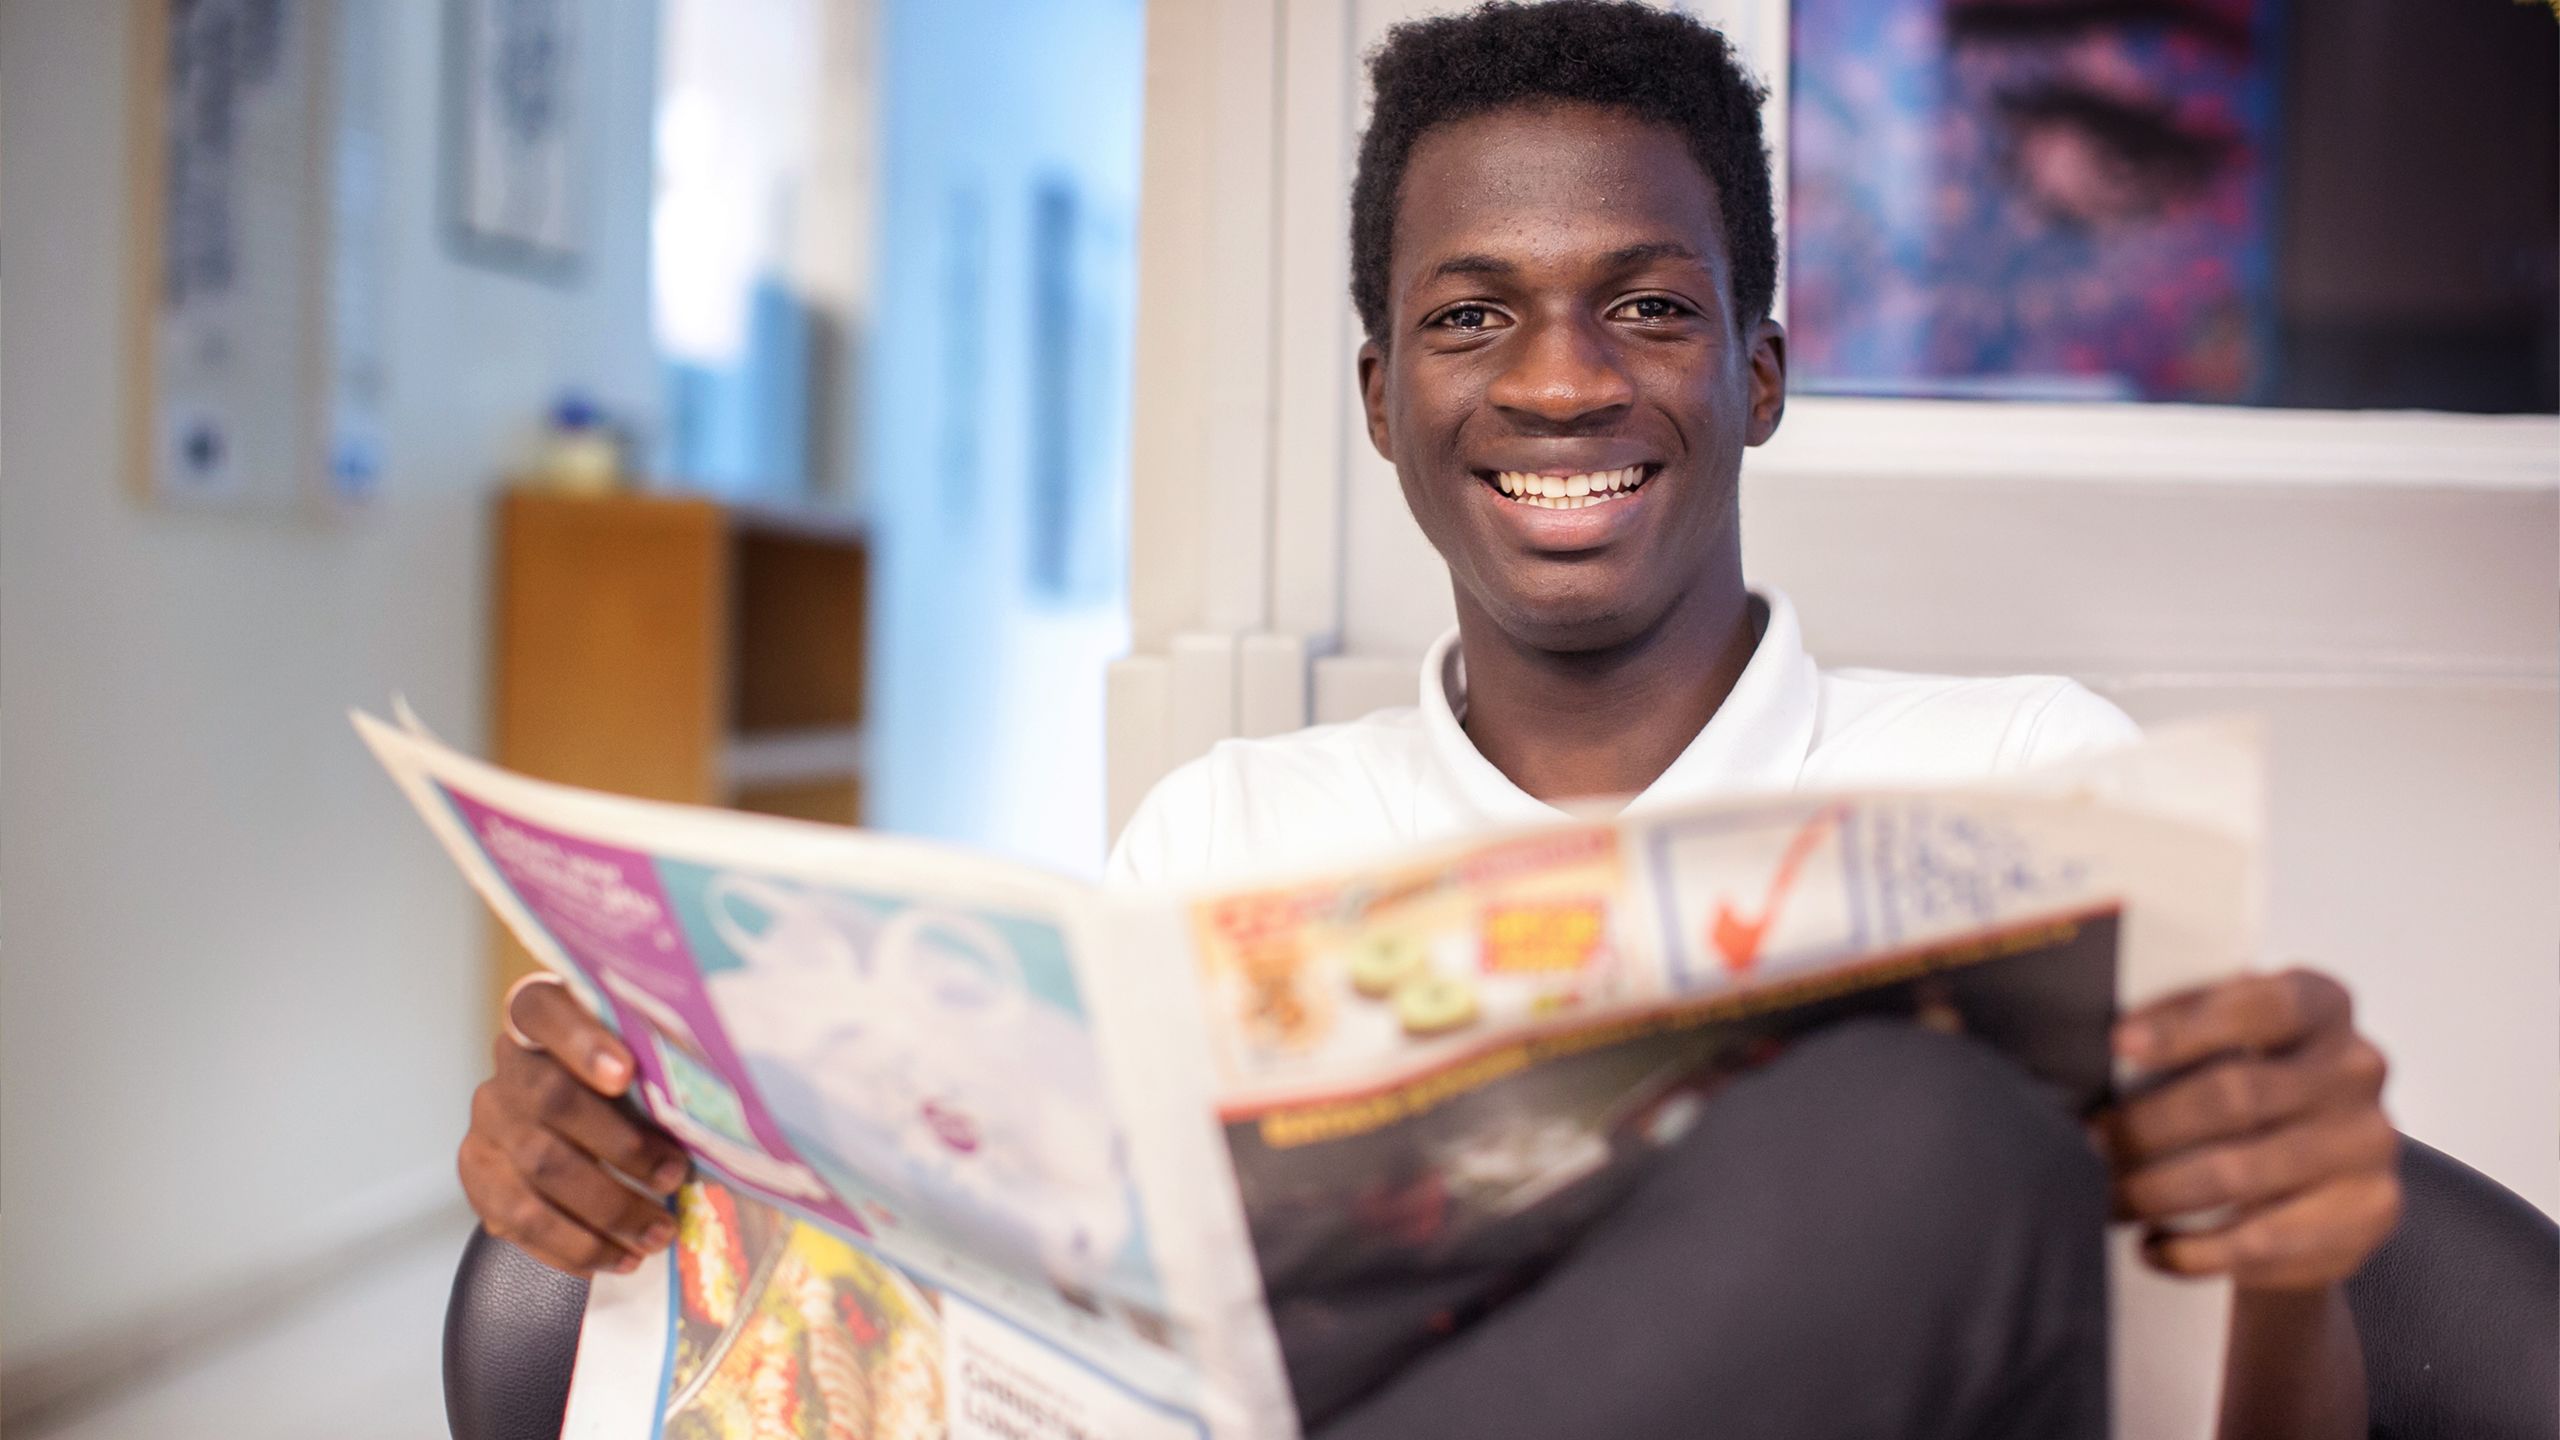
left=360, top=709, right=2259, bottom=1440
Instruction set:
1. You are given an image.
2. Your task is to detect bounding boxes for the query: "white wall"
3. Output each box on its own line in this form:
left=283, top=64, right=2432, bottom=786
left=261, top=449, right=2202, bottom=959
left=1112, top=0, right=2560, bottom=1216
left=1746, top=413, right=2560, bottom=1216
left=0, top=0, right=661, bottom=1381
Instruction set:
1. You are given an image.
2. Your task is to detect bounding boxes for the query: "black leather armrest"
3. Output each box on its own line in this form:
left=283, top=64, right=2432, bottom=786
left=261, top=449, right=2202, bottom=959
left=443, top=1226, right=590, bottom=1440
left=2347, top=1134, right=2559, bottom=1440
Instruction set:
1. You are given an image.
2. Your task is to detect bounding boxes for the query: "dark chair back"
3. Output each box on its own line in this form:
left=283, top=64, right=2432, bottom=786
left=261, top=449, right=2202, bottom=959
left=443, top=1226, right=589, bottom=1440
left=2346, top=1134, right=2558, bottom=1440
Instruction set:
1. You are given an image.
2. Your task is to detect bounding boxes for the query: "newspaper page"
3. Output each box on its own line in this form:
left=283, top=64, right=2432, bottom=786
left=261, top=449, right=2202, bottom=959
left=360, top=711, right=1267, bottom=1439
left=360, top=711, right=2254, bottom=1440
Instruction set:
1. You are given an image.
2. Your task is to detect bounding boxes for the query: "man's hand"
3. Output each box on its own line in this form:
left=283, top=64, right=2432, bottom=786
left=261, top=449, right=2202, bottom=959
left=459, top=978, right=693, bottom=1277
left=2101, top=968, right=2401, bottom=1290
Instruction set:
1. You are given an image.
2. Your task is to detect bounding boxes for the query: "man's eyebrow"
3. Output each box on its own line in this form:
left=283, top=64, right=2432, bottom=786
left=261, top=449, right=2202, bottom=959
left=1599, top=241, right=1704, bottom=271
left=1425, top=252, right=1516, bottom=283
left=1422, top=241, right=1705, bottom=285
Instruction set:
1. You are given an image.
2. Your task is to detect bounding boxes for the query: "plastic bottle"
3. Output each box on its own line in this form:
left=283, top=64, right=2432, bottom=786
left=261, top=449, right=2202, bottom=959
left=529, top=390, right=625, bottom=494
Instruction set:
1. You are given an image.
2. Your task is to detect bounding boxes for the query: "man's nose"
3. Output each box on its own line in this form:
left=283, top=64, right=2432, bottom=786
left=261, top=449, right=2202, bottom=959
left=1487, top=315, right=1636, bottom=429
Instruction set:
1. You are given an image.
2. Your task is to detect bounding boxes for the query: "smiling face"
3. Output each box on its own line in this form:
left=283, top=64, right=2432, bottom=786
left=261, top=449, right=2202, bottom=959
left=1359, top=102, right=1788, bottom=654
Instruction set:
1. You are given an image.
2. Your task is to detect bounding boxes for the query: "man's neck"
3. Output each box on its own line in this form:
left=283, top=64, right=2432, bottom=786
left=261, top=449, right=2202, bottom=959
left=1455, top=576, right=1761, bottom=808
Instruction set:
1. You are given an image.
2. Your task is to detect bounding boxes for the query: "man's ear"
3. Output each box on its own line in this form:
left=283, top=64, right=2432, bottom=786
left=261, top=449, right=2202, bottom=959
left=1357, top=339, right=1394, bottom=461
left=1744, top=318, right=1787, bottom=447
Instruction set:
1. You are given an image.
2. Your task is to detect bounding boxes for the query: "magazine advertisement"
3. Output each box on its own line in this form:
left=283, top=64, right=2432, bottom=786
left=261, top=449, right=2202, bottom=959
left=359, top=709, right=2257, bottom=1440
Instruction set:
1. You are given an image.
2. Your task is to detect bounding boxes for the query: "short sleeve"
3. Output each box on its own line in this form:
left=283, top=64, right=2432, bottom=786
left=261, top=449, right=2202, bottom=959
left=1103, top=756, right=1220, bottom=888
left=2013, top=680, right=2143, bottom=770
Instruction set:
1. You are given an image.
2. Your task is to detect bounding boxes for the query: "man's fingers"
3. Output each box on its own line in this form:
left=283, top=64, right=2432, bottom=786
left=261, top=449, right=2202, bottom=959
left=499, top=1121, right=679, bottom=1258
left=508, top=977, right=636, bottom=1097
left=467, top=1081, right=674, bottom=1260
left=485, top=1051, right=690, bottom=1195
left=464, top=983, right=694, bottom=1275
left=2113, top=966, right=2402, bottom=1288
left=2120, top=968, right=2351, bottom=1074
left=459, top=1132, right=646, bottom=1277
left=2116, top=1105, right=2398, bottom=1223
left=2105, top=1032, right=2385, bottom=1164
left=2144, top=1171, right=2404, bottom=1289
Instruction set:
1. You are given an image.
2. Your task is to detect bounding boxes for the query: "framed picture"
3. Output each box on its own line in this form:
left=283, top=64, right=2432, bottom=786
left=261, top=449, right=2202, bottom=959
left=444, top=0, right=585, bottom=277
left=1788, top=0, right=2276, bottom=404
left=125, top=0, right=387, bottom=513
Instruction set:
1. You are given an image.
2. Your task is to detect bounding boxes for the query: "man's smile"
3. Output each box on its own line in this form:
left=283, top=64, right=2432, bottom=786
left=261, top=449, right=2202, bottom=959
left=1479, top=464, right=1656, bottom=510
left=1466, top=461, right=1663, bottom=551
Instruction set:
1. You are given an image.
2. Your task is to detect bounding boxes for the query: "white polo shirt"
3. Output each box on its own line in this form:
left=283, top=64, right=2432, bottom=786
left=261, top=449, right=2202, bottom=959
left=1108, top=589, right=2139, bottom=886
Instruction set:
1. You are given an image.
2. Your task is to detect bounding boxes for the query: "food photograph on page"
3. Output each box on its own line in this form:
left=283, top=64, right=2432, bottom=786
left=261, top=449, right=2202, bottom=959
left=1190, top=829, right=1635, bottom=1083
left=657, top=1180, right=946, bottom=1440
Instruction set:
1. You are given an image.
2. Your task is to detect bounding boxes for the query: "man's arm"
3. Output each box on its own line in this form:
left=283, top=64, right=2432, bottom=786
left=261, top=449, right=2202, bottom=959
left=2220, top=1285, right=2367, bottom=1440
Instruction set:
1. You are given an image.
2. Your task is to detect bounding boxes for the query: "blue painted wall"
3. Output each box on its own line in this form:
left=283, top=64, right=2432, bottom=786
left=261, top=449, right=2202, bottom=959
left=860, top=0, right=1145, bottom=872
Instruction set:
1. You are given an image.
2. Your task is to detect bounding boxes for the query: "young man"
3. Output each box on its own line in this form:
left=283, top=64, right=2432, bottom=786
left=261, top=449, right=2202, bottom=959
left=469, top=4, right=2401, bottom=1434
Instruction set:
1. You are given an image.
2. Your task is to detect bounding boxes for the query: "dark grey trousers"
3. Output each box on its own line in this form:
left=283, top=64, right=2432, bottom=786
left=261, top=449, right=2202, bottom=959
left=1311, top=1020, right=2110, bottom=1440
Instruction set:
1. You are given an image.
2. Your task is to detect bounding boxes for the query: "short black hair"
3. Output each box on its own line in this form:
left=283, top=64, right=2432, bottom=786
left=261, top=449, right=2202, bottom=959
left=1350, top=1, right=1778, bottom=346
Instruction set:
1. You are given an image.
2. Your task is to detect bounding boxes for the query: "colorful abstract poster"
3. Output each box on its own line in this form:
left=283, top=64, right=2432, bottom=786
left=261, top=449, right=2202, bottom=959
left=1790, top=0, right=2275, bottom=402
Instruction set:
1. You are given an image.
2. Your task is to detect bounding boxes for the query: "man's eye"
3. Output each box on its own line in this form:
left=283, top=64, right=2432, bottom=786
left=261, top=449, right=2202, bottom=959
left=1616, top=296, right=1687, bottom=321
left=1438, top=305, right=1497, bottom=331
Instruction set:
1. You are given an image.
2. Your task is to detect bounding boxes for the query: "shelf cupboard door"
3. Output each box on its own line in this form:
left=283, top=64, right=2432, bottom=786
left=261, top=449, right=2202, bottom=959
left=488, top=492, right=731, bottom=1013
left=493, top=493, right=731, bottom=802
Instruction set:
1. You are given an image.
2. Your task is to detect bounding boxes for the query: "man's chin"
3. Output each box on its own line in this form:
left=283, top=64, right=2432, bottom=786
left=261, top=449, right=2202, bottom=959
left=1475, top=584, right=1659, bottom=656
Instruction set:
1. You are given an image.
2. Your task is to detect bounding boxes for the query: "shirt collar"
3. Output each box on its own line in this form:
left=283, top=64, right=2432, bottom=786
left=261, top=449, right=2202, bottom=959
left=1417, top=587, right=1821, bottom=826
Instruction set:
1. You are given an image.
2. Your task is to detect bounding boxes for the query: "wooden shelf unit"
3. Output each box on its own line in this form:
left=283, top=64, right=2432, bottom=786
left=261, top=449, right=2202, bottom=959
left=488, top=490, right=869, bottom=1013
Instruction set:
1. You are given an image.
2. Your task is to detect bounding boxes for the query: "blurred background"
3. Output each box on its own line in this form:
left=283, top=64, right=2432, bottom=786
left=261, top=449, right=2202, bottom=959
left=0, top=0, right=2550, bottom=1434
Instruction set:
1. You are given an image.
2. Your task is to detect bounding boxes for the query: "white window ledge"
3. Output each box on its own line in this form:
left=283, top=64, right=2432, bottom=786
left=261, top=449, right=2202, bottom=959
left=1755, top=397, right=2558, bottom=491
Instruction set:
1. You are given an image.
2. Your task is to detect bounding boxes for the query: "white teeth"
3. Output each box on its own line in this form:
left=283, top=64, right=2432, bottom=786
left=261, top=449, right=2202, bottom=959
left=1491, top=466, right=1646, bottom=507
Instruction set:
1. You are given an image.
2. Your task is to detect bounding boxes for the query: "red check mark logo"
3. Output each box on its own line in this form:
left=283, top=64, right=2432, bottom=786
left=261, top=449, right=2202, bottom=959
left=1710, top=808, right=1843, bottom=977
